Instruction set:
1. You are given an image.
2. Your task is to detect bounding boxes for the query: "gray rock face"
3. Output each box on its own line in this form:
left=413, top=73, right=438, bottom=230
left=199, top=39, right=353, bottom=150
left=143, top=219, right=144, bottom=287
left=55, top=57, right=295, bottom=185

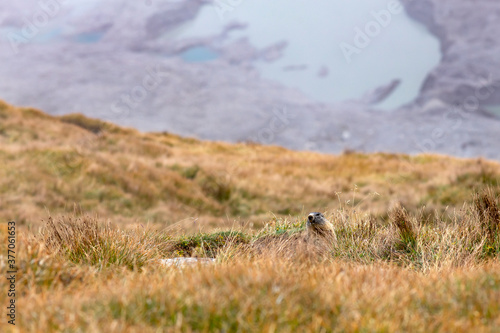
left=403, top=0, right=500, bottom=108
left=397, top=0, right=500, bottom=158
left=0, top=0, right=499, bottom=160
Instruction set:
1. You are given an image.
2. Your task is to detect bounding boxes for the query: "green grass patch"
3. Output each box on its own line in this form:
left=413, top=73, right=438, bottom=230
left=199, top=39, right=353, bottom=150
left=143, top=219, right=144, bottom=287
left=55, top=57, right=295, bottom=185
left=170, top=231, right=249, bottom=257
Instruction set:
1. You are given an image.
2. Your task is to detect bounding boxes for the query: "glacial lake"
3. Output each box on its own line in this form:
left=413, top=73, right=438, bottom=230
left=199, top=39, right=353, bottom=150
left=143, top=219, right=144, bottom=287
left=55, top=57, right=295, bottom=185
left=1, top=0, right=442, bottom=110
left=180, top=46, right=219, bottom=63
left=175, top=0, right=442, bottom=110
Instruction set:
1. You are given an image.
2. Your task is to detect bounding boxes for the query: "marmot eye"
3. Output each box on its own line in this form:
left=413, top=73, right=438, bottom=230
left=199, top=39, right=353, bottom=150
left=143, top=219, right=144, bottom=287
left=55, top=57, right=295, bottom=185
left=308, top=215, right=314, bottom=221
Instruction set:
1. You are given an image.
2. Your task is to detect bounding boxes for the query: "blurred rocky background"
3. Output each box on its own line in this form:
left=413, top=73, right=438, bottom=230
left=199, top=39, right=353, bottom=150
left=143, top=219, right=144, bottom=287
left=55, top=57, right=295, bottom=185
left=0, top=0, right=499, bottom=159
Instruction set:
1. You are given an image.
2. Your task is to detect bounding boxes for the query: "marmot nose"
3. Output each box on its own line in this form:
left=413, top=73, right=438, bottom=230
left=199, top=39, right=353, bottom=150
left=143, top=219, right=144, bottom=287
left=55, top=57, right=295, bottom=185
left=308, top=215, right=314, bottom=221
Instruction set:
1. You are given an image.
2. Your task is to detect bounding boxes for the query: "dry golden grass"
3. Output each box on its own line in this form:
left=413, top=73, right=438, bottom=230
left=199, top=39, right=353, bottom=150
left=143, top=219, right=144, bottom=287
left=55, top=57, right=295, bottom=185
left=1, top=202, right=499, bottom=332
left=1, top=99, right=500, bottom=232
left=1, top=100, right=500, bottom=332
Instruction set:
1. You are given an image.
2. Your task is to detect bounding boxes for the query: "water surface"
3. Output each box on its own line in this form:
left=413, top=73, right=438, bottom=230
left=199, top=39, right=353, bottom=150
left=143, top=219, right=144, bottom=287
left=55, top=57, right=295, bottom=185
left=178, top=0, right=441, bottom=109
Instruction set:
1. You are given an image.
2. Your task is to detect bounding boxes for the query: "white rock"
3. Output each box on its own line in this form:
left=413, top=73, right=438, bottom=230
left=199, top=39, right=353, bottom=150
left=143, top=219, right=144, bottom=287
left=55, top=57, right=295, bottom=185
left=159, top=258, right=215, bottom=268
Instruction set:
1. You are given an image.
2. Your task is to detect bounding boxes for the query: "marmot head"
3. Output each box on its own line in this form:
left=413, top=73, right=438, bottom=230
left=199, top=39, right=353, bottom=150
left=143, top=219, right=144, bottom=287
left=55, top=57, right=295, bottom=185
left=307, top=212, right=335, bottom=238
left=307, top=212, right=328, bottom=226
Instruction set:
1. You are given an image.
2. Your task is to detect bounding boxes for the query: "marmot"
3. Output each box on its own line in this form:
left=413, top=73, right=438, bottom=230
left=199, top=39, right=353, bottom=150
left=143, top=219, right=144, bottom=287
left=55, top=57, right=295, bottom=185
left=307, top=212, right=335, bottom=238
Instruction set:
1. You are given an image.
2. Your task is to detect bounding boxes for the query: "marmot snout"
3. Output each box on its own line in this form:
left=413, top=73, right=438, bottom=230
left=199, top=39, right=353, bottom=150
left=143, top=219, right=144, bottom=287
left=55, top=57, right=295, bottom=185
left=307, top=212, right=335, bottom=237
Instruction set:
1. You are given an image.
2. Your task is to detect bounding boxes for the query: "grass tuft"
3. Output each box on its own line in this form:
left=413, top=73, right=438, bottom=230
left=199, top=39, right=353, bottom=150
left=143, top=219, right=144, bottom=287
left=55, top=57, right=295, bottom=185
left=473, top=189, right=500, bottom=256
left=390, top=204, right=418, bottom=252
left=474, top=189, right=500, bottom=241
left=44, top=216, right=163, bottom=270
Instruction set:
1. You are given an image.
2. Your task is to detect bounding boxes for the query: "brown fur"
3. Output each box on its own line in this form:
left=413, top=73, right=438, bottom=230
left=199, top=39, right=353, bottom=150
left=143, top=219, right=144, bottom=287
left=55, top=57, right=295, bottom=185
left=307, top=212, right=335, bottom=238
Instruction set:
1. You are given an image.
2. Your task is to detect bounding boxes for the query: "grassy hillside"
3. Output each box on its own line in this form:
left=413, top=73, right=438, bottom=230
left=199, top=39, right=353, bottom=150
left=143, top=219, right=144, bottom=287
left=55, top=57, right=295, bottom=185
left=1, top=100, right=500, bottom=332
left=1, top=99, right=499, bottom=230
